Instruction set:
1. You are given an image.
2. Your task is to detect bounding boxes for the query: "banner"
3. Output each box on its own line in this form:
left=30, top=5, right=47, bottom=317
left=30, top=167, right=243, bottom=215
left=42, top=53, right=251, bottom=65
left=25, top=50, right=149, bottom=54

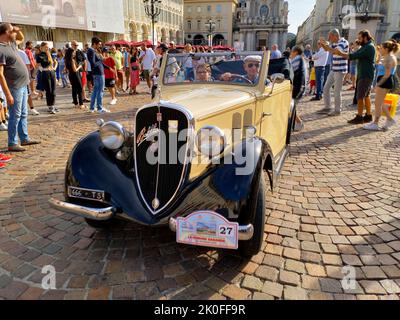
left=0, top=0, right=125, bottom=34
left=85, top=0, right=124, bottom=34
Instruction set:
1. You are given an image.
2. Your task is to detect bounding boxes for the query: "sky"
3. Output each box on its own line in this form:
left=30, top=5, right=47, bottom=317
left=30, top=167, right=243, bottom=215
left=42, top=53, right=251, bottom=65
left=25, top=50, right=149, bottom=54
left=288, top=0, right=316, bottom=35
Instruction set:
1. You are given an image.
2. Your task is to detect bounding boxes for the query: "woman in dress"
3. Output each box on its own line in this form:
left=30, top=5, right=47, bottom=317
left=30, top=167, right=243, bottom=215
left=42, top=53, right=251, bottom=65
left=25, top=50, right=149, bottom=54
left=129, top=47, right=140, bottom=95
left=364, top=40, right=399, bottom=131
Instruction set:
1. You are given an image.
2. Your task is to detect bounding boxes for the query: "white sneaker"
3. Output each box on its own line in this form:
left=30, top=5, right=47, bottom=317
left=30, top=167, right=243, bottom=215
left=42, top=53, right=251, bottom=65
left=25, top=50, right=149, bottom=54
left=109, top=99, right=117, bottom=105
left=294, top=121, right=305, bottom=132
left=0, top=123, right=7, bottom=131
left=29, top=108, right=40, bottom=116
left=48, top=107, right=56, bottom=115
left=363, top=122, right=381, bottom=131
left=98, top=108, right=110, bottom=114
left=382, top=118, right=396, bottom=131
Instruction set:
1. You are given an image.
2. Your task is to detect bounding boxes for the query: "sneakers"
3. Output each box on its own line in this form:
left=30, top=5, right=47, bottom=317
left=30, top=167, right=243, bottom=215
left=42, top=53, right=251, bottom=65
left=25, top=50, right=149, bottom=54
left=8, top=145, right=26, bottom=152
left=48, top=106, right=56, bottom=114
left=0, top=123, right=7, bottom=131
left=0, top=163, right=6, bottom=169
left=21, top=140, right=41, bottom=146
left=328, top=111, right=341, bottom=117
left=363, top=114, right=373, bottom=123
left=294, top=121, right=305, bottom=132
left=363, top=122, right=381, bottom=131
left=98, top=108, right=111, bottom=114
left=29, top=108, right=40, bottom=116
left=317, top=108, right=331, bottom=114
left=109, top=99, right=117, bottom=105
left=348, top=115, right=364, bottom=125
left=382, top=118, right=396, bottom=131
left=0, top=153, right=12, bottom=162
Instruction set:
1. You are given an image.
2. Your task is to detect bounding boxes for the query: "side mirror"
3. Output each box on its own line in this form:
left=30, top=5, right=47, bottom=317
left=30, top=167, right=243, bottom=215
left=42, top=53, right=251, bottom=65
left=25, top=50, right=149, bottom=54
left=267, top=73, right=285, bottom=97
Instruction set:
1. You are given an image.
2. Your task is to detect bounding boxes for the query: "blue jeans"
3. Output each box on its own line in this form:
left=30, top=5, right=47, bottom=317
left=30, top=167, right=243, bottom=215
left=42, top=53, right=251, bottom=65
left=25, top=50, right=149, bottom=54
left=8, top=86, right=29, bottom=147
left=185, top=67, right=194, bottom=81
left=315, top=66, right=326, bottom=99
left=90, top=75, right=105, bottom=111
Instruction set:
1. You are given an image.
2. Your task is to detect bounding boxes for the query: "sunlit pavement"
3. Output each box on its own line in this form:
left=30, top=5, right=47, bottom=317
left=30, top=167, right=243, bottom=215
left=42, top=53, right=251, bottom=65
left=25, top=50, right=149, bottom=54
left=0, top=85, right=399, bottom=300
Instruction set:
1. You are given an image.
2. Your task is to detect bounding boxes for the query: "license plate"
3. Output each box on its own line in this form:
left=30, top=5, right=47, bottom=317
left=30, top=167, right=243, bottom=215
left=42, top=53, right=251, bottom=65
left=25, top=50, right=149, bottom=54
left=176, top=211, right=239, bottom=250
left=67, top=186, right=105, bottom=202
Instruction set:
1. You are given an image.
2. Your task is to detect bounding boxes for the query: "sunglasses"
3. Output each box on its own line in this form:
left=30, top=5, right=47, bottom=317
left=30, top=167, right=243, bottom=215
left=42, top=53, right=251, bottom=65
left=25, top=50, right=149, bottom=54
left=247, top=63, right=260, bottom=68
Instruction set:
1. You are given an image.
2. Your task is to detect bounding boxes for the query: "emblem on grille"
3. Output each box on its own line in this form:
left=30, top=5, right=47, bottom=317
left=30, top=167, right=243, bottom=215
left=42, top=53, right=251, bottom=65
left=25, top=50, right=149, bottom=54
left=152, top=198, right=160, bottom=210
left=136, top=123, right=159, bottom=146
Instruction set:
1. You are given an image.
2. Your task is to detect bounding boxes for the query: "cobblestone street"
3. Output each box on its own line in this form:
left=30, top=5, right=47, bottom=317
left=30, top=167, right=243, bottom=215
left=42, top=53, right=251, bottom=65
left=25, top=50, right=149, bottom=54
left=0, top=85, right=399, bottom=300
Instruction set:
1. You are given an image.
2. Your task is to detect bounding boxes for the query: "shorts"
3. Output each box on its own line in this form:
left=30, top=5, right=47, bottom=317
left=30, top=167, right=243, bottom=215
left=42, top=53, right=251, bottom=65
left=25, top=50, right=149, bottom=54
left=377, top=75, right=395, bottom=90
left=310, top=80, right=316, bottom=87
left=124, top=67, right=130, bottom=78
left=356, top=78, right=373, bottom=100
left=350, top=63, right=357, bottom=76
left=105, top=78, right=116, bottom=88
left=142, top=70, right=151, bottom=81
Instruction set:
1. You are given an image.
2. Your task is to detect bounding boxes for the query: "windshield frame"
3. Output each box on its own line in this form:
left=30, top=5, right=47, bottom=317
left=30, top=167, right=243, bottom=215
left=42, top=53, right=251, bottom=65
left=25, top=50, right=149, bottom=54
left=160, top=51, right=268, bottom=89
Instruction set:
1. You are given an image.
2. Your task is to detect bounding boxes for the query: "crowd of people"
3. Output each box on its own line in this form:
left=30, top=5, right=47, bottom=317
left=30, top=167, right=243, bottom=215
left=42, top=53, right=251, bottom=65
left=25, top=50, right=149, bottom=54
left=290, top=28, right=398, bottom=132
left=0, top=21, right=399, bottom=169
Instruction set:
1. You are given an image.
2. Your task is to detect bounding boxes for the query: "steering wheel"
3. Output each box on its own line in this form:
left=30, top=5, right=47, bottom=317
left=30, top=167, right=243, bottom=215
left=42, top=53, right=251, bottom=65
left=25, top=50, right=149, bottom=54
left=229, top=74, right=253, bottom=84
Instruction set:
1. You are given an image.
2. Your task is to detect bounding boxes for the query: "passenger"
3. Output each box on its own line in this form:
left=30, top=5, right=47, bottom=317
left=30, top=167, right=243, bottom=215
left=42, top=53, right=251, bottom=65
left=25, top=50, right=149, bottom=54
left=195, top=64, right=212, bottom=82
left=220, top=55, right=262, bottom=84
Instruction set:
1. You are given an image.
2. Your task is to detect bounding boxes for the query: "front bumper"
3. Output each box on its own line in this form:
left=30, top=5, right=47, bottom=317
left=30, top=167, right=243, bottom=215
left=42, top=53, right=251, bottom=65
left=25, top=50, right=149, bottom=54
left=49, top=198, right=115, bottom=221
left=49, top=198, right=255, bottom=241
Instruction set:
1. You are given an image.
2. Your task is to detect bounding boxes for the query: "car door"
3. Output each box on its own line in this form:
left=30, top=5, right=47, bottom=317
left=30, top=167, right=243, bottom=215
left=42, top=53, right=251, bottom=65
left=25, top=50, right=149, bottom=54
left=259, top=82, right=291, bottom=157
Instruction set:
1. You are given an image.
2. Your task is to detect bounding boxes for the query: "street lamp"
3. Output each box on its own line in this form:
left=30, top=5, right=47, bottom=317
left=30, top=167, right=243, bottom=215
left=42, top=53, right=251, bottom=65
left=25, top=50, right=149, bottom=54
left=143, top=0, right=162, bottom=45
left=205, top=19, right=216, bottom=47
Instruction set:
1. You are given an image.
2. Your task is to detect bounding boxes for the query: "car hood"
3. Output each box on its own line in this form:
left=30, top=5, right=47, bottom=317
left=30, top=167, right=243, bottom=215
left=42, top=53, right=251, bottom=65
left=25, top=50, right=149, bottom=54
left=159, top=86, right=255, bottom=120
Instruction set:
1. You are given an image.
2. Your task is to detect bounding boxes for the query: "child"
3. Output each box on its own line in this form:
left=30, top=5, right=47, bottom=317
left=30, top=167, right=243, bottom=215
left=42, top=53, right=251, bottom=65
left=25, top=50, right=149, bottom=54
left=102, top=48, right=118, bottom=106
left=309, top=66, right=316, bottom=95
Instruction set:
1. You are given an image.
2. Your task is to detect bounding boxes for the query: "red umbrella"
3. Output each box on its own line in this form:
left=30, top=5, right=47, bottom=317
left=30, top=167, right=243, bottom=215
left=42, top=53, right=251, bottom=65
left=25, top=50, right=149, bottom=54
left=130, top=40, right=158, bottom=48
left=105, top=40, right=131, bottom=47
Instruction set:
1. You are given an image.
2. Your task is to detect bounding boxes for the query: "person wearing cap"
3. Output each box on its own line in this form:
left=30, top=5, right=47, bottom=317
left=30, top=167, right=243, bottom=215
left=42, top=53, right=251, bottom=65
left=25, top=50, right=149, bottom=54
left=169, top=41, right=180, bottom=54
left=220, top=55, right=262, bottom=84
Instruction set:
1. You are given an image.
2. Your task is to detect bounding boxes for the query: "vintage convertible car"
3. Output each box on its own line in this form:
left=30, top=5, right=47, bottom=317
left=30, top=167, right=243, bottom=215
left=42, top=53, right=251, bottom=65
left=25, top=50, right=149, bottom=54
left=49, top=51, right=295, bottom=257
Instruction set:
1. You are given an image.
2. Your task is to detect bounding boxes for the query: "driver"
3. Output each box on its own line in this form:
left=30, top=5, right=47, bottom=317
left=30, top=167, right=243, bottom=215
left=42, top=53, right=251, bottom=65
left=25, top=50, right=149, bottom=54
left=220, top=55, right=262, bottom=84
left=195, top=63, right=213, bottom=82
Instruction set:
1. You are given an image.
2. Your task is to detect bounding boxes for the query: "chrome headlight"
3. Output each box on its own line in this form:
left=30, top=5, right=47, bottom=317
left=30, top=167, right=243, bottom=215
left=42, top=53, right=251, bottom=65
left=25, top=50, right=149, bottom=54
left=195, top=126, right=226, bottom=158
left=100, top=121, right=126, bottom=150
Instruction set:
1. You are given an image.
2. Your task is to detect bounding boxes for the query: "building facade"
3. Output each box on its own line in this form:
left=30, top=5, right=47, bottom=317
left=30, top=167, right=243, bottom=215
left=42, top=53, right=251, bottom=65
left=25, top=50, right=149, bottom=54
left=123, top=0, right=184, bottom=43
left=297, top=0, right=400, bottom=49
left=183, top=0, right=237, bottom=46
left=0, top=0, right=184, bottom=47
left=233, top=0, right=289, bottom=51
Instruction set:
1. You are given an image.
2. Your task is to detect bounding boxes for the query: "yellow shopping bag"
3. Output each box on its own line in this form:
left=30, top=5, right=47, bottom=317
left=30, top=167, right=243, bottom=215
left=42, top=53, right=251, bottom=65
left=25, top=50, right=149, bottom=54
left=382, top=93, right=399, bottom=118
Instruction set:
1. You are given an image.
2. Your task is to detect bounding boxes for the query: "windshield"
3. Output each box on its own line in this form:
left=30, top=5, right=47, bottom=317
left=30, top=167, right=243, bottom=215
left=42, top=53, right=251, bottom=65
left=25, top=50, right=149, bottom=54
left=162, top=52, right=264, bottom=86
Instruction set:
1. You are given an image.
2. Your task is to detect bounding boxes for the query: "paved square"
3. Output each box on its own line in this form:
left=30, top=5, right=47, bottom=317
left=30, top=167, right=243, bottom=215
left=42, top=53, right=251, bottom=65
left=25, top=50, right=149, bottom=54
left=0, top=86, right=399, bottom=300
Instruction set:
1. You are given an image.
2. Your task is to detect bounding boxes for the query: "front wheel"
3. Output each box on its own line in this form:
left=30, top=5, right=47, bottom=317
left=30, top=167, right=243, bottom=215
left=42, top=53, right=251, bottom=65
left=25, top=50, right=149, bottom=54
left=239, top=176, right=266, bottom=257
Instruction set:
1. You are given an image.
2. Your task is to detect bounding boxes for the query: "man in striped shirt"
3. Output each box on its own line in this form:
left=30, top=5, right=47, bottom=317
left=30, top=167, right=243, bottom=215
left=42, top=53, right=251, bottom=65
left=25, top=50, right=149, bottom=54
left=319, top=29, right=349, bottom=116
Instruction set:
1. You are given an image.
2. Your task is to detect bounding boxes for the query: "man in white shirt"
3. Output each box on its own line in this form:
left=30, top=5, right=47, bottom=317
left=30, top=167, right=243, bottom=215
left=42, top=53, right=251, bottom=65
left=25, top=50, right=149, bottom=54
left=310, top=42, right=329, bottom=101
left=18, top=48, right=39, bottom=115
left=139, top=44, right=156, bottom=93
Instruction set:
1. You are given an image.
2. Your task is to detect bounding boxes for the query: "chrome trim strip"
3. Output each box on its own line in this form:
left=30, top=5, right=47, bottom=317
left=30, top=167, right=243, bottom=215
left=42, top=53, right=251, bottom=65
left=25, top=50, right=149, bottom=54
left=169, top=218, right=254, bottom=241
left=49, top=198, right=114, bottom=221
left=134, top=102, right=195, bottom=215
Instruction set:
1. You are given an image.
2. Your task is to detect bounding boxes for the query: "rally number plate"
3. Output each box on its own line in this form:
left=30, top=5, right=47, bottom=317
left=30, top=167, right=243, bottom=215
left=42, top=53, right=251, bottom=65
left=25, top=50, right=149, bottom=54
left=176, top=211, right=239, bottom=250
left=67, top=186, right=105, bottom=202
